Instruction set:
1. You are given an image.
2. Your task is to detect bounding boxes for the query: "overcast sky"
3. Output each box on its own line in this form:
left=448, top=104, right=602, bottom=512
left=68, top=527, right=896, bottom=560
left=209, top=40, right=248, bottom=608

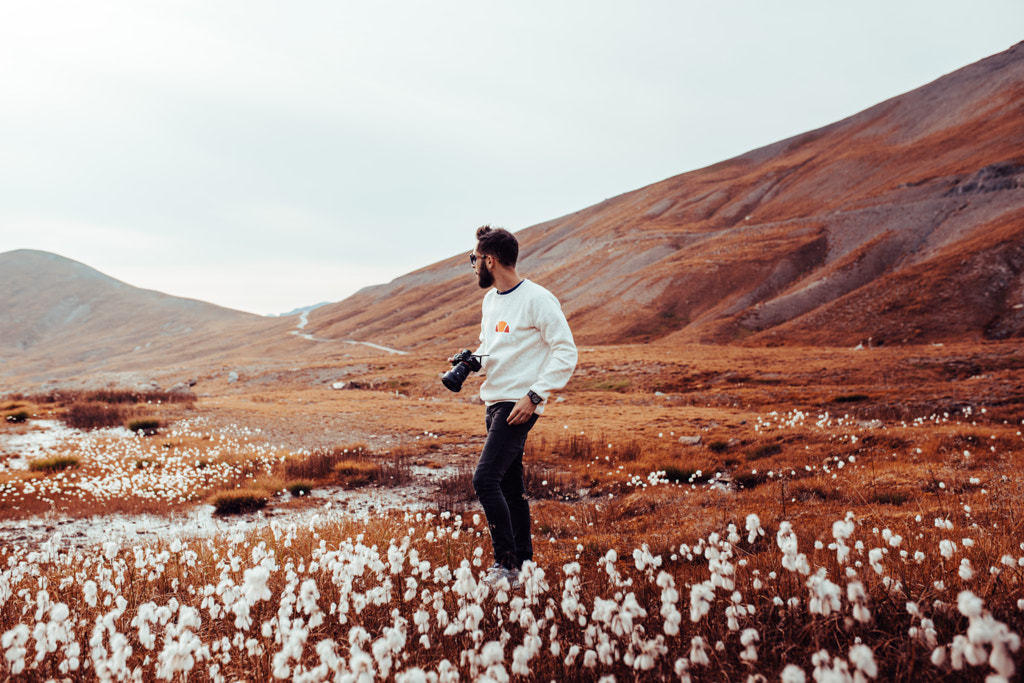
left=1, top=1, right=1020, bottom=315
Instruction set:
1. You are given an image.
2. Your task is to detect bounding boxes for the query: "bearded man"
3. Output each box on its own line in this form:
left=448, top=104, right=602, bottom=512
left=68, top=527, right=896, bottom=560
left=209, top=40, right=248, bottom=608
left=465, top=225, right=577, bottom=586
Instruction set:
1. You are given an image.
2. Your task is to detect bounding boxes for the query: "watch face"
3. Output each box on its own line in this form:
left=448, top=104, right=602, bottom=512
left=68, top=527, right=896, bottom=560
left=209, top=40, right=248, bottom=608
left=529, top=391, right=542, bottom=404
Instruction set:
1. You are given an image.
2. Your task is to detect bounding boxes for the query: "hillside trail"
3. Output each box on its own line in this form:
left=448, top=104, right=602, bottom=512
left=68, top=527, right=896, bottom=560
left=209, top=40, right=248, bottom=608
left=289, top=308, right=408, bottom=355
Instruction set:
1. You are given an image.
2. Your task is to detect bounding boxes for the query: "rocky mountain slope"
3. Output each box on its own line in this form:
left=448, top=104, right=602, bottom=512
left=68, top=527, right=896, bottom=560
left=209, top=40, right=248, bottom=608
left=307, top=41, right=1024, bottom=351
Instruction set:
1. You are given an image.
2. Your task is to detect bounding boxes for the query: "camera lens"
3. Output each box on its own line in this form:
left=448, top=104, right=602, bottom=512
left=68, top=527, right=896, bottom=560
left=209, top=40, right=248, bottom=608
left=441, top=362, right=472, bottom=392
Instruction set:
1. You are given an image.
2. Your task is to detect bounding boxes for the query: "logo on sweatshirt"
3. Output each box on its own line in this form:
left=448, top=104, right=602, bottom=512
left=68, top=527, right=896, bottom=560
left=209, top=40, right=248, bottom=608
left=495, top=320, right=510, bottom=333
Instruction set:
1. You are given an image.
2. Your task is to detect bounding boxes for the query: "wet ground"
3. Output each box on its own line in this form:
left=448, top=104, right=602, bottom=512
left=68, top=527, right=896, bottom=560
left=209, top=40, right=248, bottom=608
left=0, top=418, right=465, bottom=550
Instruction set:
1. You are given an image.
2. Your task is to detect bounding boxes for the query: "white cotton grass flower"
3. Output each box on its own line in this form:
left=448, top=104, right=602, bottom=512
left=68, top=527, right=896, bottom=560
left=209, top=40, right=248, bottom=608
left=689, top=636, right=709, bottom=666
left=847, top=581, right=871, bottom=624
left=2, top=624, right=30, bottom=675
left=849, top=643, right=878, bottom=681
left=868, top=548, right=884, bottom=575
left=739, top=628, right=759, bottom=662
left=690, top=582, right=715, bottom=623
left=780, top=664, right=807, bottom=683
left=832, top=514, right=855, bottom=564
left=952, top=590, right=1021, bottom=680
left=806, top=569, right=841, bottom=617
left=745, top=513, right=764, bottom=544
left=83, top=580, right=98, bottom=608
left=777, top=522, right=810, bottom=575
left=657, top=571, right=683, bottom=636
left=812, top=649, right=854, bottom=682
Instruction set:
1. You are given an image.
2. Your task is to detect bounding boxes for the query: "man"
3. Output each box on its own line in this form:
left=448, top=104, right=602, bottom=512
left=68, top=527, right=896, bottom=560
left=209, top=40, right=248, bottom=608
left=466, top=225, right=577, bottom=587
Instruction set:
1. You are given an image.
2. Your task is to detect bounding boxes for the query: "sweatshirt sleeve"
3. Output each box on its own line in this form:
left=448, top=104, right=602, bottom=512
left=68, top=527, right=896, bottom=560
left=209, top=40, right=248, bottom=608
left=530, top=291, right=578, bottom=398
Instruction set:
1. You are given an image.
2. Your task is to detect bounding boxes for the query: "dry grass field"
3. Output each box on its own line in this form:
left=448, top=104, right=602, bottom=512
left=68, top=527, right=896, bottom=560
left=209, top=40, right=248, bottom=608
left=1, top=341, right=1023, bottom=681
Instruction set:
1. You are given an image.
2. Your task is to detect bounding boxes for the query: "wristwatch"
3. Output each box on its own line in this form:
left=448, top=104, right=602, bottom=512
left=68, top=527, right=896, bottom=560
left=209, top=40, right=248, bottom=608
left=527, top=390, right=544, bottom=405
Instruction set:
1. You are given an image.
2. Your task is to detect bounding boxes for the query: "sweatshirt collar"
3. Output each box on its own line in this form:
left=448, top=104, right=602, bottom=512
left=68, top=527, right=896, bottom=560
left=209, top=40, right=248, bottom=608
left=497, top=279, right=526, bottom=295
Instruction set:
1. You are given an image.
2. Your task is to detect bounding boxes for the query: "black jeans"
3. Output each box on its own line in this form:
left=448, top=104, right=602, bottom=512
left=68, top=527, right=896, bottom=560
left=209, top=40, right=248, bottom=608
left=473, top=402, right=538, bottom=571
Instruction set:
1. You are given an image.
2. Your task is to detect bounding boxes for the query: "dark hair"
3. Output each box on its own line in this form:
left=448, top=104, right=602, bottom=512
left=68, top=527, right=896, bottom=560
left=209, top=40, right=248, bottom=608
left=475, top=225, right=518, bottom=267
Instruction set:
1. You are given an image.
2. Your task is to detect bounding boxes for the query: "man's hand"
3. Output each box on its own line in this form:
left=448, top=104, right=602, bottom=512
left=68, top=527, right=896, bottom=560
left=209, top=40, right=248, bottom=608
left=507, top=395, right=537, bottom=425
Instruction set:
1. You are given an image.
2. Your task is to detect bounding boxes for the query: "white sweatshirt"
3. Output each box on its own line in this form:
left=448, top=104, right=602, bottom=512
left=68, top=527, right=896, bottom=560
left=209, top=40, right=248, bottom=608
left=475, top=279, right=577, bottom=414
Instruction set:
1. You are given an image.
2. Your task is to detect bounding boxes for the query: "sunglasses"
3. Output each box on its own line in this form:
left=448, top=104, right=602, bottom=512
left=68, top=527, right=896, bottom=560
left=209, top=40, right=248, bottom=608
left=470, top=253, right=485, bottom=267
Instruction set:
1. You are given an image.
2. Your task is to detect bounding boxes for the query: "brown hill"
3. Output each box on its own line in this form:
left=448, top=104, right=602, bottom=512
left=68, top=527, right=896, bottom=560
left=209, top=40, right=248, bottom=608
left=308, top=42, right=1024, bottom=351
left=0, top=250, right=298, bottom=382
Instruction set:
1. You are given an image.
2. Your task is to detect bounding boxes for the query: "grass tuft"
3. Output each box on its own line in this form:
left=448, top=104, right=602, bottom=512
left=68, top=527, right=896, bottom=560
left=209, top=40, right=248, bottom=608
left=286, top=480, right=315, bottom=497
left=732, top=470, right=769, bottom=490
left=127, top=418, right=161, bottom=435
left=747, top=443, right=782, bottom=461
left=868, top=489, right=912, bottom=506
left=285, top=444, right=367, bottom=480
left=29, top=455, right=80, bottom=472
left=210, top=489, right=268, bottom=515
left=334, top=459, right=378, bottom=488
left=436, top=467, right=476, bottom=513
left=64, top=402, right=126, bottom=429
left=663, top=465, right=714, bottom=484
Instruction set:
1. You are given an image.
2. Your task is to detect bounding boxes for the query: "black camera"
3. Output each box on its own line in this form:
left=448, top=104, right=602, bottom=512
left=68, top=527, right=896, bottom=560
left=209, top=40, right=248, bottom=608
left=442, top=349, right=484, bottom=392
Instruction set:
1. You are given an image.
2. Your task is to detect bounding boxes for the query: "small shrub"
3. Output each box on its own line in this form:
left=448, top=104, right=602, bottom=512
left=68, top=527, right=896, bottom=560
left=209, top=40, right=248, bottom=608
left=525, top=466, right=584, bottom=500
left=29, top=455, right=80, bottom=473
left=582, top=378, right=631, bottom=392
left=535, top=433, right=598, bottom=462
left=210, top=489, right=268, bottom=515
left=747, top=443, right=782, bottom=461
left=4, top=410, right=29, bottom=423
left=248, top=476, right=289, bottom=497
left=286, top=481, right=315, bottom=497
left=375, top=453, right=413, bottom=487
left=135, top=458, right=157, bottom=470
left=661, top=466, right=707, bottom=484
left=868, top=489, right=912, bottom=506
left=285, top=444, right=367, bottom=480
left=833, top=394, right=870, bottom=403
left=33, top=389, right=195, bottom=407
left=616, top=440, right=643, bottom=462
left=732, top=470, right=769, bottom=490
left=436, top=467, right=476, bottom=512
left=128, top=418, right=161, bottom=435
left=64, top=402, right=125, bottom=429
left=791, top=480, right=844, bottom=503
left=561, top=434, right=596, bottom=461
left=707, top=440, right=730, bottom=453
left=87, top=389, right=195, bottom=406
left=334, top=459, right=377, bottom=488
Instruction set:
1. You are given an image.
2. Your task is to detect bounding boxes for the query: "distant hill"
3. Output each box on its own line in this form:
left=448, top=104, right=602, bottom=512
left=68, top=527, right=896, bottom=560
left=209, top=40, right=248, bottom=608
left=0, top=250, right=292, bottom=381
left=307, top=41, right=1024, bottom=350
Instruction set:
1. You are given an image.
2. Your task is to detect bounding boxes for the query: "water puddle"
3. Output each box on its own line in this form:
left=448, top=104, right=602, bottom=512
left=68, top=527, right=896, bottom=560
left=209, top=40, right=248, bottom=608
left=0, top=420, right=132, bottom=471
left=0, top=419, right=463, bottom=549
left=1, top=465, right=460, bottom=549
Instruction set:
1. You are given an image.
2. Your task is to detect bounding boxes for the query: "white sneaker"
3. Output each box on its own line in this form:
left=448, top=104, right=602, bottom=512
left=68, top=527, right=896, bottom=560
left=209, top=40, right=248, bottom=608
left=483, top=562, right=520, bottom=589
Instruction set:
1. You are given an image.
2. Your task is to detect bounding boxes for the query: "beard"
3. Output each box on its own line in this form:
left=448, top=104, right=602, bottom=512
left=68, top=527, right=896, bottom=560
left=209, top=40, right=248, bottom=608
left=477, top=260, right=494, bottom=289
